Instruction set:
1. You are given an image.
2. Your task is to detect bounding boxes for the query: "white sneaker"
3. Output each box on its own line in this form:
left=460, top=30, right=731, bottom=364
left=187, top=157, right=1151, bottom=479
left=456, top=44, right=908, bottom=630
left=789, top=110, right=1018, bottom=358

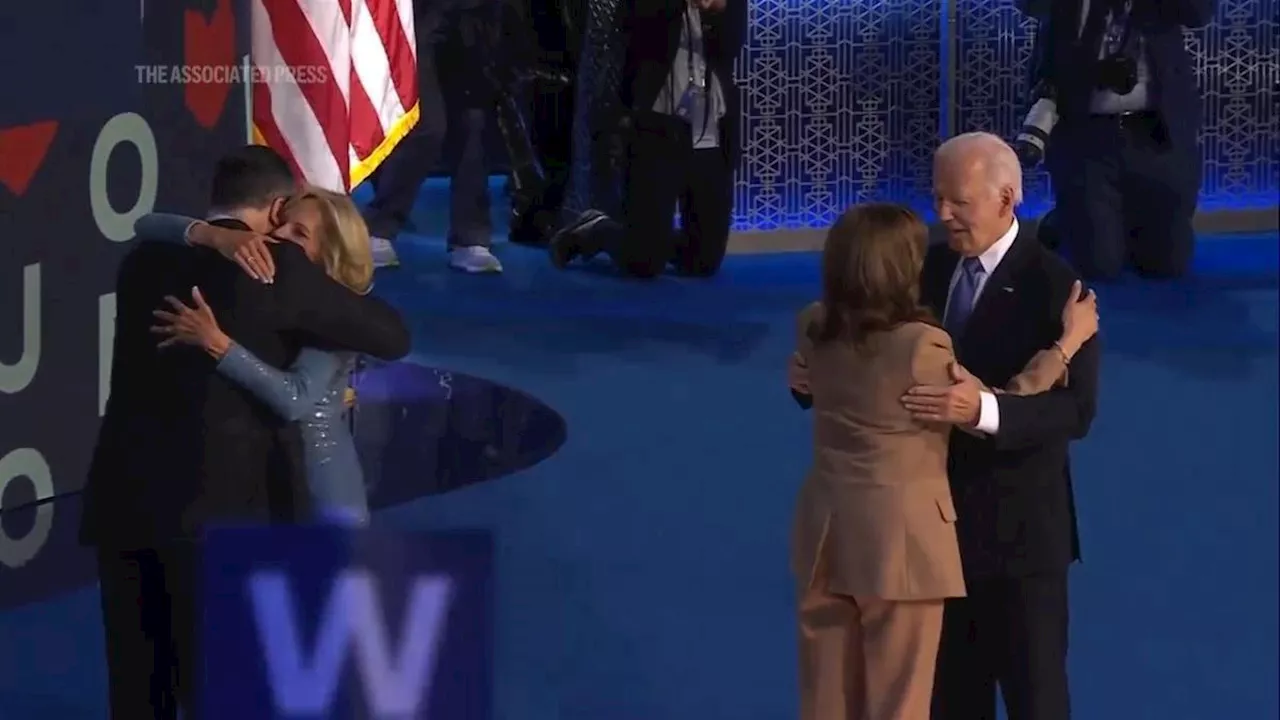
left=371, top=236, right=400, bottom=268
left=449, top=246, right=503, bottom=273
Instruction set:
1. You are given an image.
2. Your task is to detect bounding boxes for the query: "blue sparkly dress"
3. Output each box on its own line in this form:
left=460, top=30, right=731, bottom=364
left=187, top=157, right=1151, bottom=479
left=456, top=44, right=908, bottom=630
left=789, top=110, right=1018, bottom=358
left=134, top=213, right=369, bottom=525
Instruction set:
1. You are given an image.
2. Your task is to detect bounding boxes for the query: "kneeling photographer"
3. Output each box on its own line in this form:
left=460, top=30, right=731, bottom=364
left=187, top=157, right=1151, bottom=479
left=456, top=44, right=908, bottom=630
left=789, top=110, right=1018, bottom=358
left=1024, top=0, right=1216, bottom=281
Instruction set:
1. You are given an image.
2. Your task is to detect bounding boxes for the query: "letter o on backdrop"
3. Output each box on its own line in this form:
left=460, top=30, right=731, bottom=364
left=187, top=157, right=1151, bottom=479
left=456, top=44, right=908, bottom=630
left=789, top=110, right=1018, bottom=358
left=90, top=112, right=158, bottom=242
left=0, top=448, right=55, bottom=569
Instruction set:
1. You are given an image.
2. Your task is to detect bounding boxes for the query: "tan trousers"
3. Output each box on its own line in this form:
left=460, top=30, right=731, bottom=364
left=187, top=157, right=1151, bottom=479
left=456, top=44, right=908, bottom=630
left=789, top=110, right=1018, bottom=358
left=797, top=551, right=945, bottom=720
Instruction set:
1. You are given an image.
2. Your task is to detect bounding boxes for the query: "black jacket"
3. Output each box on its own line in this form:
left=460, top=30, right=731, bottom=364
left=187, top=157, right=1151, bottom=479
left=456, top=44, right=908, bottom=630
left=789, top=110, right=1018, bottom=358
left=80, top=219, right=410, bottom=548
left=623, top=0, right=748, bottom=160
left=920, top=227, right=1101, bottom=579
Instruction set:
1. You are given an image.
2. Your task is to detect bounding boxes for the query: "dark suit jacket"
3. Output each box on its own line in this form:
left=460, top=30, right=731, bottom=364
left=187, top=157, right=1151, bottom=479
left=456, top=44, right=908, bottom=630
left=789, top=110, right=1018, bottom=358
left=624, top=0, right=748, bottom=161
left=920, top=226, right=1100, bottom=579
left=1034, top=0, right=1216, bottom=151
left=80, top=219, right=411, bottom=549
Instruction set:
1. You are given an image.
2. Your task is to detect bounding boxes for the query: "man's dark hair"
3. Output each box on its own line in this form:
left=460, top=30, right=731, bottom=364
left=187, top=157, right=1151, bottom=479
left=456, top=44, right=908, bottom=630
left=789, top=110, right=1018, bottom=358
left=209, top=145, right=296, bottom=210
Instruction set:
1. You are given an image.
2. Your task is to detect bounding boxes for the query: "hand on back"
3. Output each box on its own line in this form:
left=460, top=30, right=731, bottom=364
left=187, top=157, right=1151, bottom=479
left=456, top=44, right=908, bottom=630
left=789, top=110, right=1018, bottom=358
left=151, top=287, right=232, bottom=358
left=1058, top=280, right=1098, bottom=358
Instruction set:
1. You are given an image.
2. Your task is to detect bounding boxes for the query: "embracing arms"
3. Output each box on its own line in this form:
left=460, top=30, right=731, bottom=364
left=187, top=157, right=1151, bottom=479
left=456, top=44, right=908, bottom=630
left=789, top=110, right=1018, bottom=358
left=134, top=212, right=279, bottom=281
left=142, top=213, right=412, bottom=362
left=134, top=212, right=201, bottom=245
left=983, top=335, right=1098, bottom=450
left=267, top=245, right=410, bottom=361
left=910, top=326, right=1081, bottom=417
left=154, top=287, right=352, bottom=421
left=1001, top=347, right=1070, bottom=395
left=791, top=293, right=1091, bottom=414
left=900, top=279, right=1099, bottom=443
left=216, top=346, right=347, bottom=421
left=969, top=281, right=1100, bottom=449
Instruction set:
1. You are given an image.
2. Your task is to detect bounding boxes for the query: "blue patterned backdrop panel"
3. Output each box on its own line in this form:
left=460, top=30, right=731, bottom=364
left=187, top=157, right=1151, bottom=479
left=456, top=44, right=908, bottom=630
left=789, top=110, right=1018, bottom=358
left=736, top=0, right=1279, bottom=231
left=735, top=0, right=942, bottom=231
left=1186, top=0, right=1279, bottom=210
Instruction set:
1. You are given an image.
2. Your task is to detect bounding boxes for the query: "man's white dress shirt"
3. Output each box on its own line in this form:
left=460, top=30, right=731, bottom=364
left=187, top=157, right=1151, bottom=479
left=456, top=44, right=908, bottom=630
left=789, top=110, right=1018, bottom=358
left=942, top=218, right=1020, bottom=435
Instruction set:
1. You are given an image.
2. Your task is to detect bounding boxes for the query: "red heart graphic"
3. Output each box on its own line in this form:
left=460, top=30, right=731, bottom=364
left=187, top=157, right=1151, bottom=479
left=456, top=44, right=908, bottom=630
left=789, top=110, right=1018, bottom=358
left=0, top=121, right=59, bottom=197
left=184, top=0, right=236, bottom=130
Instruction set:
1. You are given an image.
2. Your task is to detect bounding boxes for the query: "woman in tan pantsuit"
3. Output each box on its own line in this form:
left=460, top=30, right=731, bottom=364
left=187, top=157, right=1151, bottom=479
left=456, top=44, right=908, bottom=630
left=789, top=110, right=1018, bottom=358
left=789, top=203, right=1097, bottom=720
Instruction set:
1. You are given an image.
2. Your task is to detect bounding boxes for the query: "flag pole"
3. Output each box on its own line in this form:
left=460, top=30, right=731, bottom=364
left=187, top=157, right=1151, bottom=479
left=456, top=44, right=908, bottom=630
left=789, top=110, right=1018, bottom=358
left=243, top=53, right=253, bottom=143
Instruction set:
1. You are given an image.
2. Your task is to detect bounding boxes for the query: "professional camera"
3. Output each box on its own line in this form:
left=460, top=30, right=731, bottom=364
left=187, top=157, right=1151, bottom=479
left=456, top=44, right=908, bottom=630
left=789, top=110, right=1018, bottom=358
left=1094, top=0, right=1140, bottom=95
left=1013, top=81, right=1058, bottom=167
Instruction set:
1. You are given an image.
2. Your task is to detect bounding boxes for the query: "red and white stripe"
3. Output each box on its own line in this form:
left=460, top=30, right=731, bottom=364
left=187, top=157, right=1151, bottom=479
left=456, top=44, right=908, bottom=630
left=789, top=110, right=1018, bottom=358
left=251, top=0, right=418, bottom=191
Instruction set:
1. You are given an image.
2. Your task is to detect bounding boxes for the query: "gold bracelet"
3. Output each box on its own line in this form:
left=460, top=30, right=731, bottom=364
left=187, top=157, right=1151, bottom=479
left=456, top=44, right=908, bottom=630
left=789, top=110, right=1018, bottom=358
left=1052, top=341, right=1072, bottom=364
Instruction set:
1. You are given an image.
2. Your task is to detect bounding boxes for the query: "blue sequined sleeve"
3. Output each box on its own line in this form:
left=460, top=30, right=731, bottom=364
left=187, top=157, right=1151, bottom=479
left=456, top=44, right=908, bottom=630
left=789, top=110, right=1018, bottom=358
left=216, top=345, right=347, bottom=421
left=134, top=213, right=201, bottom=245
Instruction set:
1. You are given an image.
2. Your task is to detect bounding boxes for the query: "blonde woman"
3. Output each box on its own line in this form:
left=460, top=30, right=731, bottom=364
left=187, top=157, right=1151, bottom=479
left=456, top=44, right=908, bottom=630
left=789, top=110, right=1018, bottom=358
left=133, top=188, right=377, bottom=525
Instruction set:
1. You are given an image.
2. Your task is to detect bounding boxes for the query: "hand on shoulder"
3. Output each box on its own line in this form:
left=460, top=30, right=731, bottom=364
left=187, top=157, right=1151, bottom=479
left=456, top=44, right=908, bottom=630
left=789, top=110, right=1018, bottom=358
left=1057, top=280, right=1098, bottom=359
left=909, top=319, right=953, bottom=349
left=189, top=222, right=279, bottom=283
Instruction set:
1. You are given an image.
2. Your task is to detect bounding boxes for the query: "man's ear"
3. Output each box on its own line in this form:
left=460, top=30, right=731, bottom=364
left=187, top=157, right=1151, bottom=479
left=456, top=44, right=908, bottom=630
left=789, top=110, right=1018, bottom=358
left=267, top=196, right=287, bottom=227
left=1001, top=186, right=1017, bottom=216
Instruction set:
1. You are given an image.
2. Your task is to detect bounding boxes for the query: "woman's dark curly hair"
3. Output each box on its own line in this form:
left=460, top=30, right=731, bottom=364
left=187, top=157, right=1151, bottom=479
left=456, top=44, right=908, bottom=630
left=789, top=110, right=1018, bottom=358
left=809, top=202, right=938, bottom=345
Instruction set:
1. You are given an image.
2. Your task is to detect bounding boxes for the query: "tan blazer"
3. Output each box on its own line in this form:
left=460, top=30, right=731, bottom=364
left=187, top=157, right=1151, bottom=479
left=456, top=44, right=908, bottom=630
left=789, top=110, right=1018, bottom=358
left=791, top=302, right=1067, bottom=601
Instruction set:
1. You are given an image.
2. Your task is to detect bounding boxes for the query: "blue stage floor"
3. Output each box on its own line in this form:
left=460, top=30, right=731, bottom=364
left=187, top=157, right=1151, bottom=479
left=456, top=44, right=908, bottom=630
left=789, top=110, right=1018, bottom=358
left=0, top=224, right=1276, bottom=719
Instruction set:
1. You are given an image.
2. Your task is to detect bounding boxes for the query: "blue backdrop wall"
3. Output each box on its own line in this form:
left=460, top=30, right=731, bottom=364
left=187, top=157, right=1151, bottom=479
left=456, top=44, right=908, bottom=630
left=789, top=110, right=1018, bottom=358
left=732, top=0, right=1280, bottom=231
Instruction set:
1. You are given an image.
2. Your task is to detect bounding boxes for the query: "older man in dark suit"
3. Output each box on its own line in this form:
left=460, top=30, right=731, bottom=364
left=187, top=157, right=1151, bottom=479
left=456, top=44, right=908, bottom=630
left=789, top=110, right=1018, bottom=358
left=901, top=132, right=1101, bottom=720
left=80, top=145, right=411, bottom=719
left=1035, top=0, right=1217, bottom=280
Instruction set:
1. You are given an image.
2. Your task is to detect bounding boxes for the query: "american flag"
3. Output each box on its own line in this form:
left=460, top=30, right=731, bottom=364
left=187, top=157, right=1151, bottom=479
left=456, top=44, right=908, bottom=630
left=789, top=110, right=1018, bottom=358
left=250, top=0, right=418, bottom=191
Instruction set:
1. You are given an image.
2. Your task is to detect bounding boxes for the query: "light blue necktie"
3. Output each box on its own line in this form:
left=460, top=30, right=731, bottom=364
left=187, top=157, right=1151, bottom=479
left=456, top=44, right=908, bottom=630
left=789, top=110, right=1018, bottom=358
left=945, top=257, right=985, bottom=335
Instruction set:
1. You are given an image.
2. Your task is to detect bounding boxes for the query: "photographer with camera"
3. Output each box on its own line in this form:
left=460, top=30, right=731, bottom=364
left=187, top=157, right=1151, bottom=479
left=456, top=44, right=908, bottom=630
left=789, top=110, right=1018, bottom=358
left=1026, top=0, right=1216, bottom=281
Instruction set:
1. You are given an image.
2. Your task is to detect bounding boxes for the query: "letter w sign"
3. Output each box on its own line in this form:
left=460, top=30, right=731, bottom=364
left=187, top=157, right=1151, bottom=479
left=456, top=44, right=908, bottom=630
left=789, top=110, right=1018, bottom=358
left=202, top=526, right=493, bottom=719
